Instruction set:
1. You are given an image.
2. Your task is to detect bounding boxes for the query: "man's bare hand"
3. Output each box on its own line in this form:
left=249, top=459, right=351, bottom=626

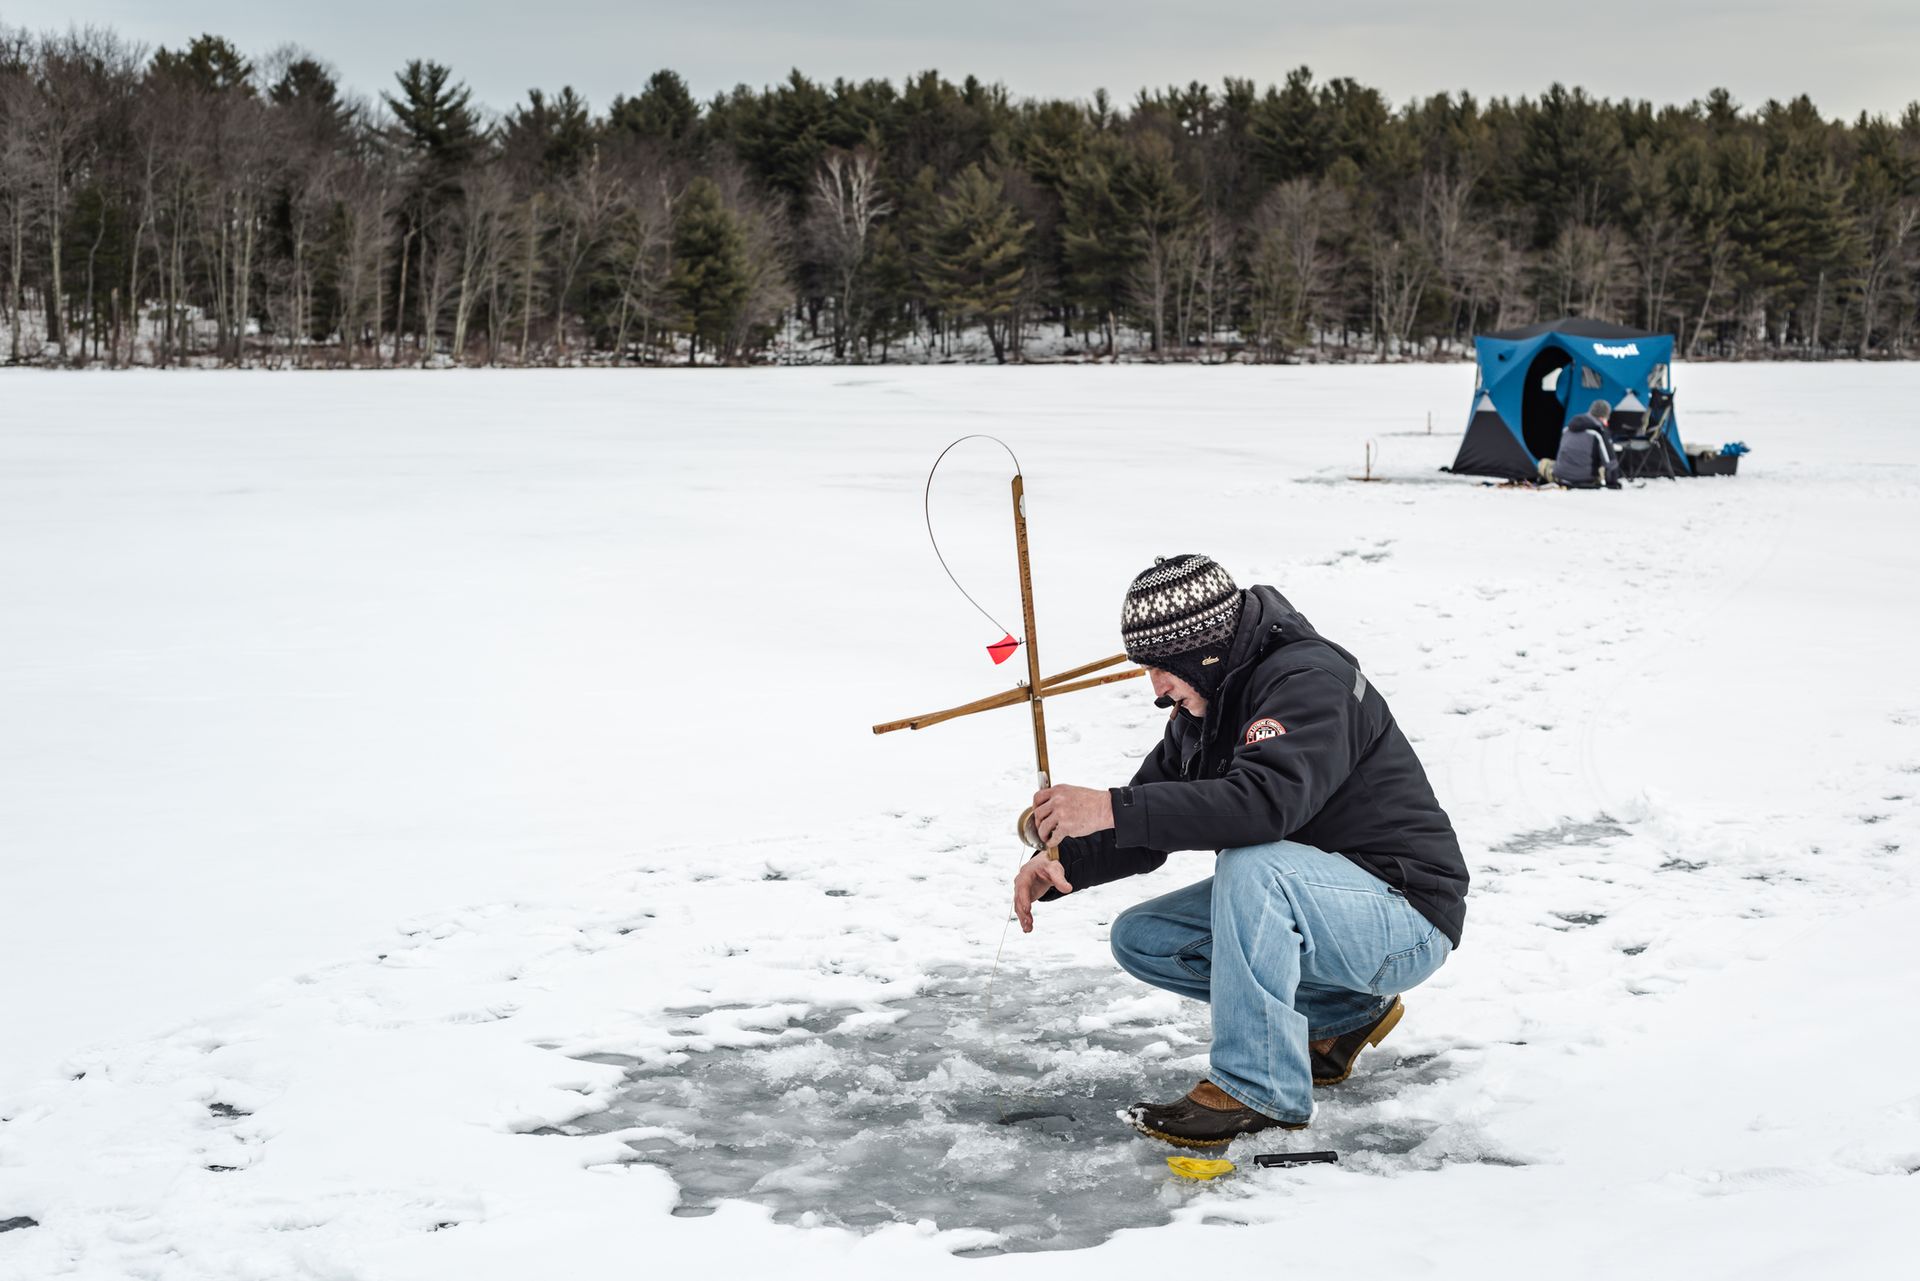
left=1012, top=854, right=1073, bottom=933
left=1031, top=784, right=1115, bottom=847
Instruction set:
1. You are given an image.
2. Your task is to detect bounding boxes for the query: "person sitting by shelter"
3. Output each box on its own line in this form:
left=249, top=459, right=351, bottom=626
left=1554, top=399, right=1621, bottom=489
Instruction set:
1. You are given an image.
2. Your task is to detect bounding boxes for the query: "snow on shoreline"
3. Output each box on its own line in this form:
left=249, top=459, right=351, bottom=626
left=2, top=365, right=1917, bottom=1276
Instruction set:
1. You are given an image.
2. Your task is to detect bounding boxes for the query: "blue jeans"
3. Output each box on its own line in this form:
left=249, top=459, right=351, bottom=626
left=1109, top=840, right=1451, bottom=1124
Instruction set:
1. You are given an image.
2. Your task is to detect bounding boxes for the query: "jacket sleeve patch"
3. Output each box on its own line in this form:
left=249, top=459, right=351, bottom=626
left=1244, top=717, right=1286, bottom=744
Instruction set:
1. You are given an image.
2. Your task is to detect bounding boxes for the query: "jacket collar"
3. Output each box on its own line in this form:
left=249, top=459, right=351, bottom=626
left=1198, top=586, right=1304, bottom=748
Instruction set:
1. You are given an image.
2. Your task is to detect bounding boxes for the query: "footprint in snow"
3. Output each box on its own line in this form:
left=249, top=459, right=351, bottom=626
left=1551, top=911, right=1606, bottom=929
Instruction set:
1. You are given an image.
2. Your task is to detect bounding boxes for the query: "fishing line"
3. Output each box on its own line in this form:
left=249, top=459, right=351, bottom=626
left=919, top=435, right=1037, bottom=1125
left=980, top=903, right=1018, bottom=1124
left=923, top=435, right=1023, bottom=641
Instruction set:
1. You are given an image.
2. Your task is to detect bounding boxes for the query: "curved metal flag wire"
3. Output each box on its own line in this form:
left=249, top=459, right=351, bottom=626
left=923, top=434, right=1023, bottom=663
left=879, top=437, right=1147, bottom=861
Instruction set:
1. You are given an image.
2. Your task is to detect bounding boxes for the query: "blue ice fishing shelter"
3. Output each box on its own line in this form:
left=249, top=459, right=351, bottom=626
left=1447, top=317, right=1691, bottom=480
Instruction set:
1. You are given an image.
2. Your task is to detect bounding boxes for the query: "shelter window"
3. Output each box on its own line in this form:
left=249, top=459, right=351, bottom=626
left=1650, top=363, right=1670, bottom=390
left=1580, top=365, right=1603, bottom=389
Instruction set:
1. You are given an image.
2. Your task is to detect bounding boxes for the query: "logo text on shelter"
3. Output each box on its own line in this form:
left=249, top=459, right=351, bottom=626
left=1593, top=342, right=1640, bottom=357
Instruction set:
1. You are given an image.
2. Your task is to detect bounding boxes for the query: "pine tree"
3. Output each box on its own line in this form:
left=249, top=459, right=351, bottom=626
left=1519, top=84, right=1625, bottom=247
left=1060, top=150, right=1132, bottom=354
left=1248, top=67, right=1326, bottom=184
left=729, top=70, right=835, bottom=208
left=150, top=34, right=253, bottom=97
left=269, top=56, right=352, bottom=145
left=607, top=71, right=700, bottom=155
left=384, top=60, right=483, bottom=362
left=923, top=164, right=1031, bottom=362
left=1780, top=159, right=1860, bottom=352
left=385, top=60, right=482, bottom=183
left=1115, top=132, right=1196, bottom=350
left=859, top=223, right=916, bottom=360
left=667, top=176, right=749, bottom=363
left=501, top=87, right=594, bottom=180
left=1716, top=136, right=1794, bottom=351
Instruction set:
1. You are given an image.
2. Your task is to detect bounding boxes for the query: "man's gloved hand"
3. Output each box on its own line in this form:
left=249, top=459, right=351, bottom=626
left=1012, top=853, right=1072, bottom=933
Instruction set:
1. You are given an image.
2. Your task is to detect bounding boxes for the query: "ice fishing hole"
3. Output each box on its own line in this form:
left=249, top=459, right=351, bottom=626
left=525, top=967, right=1501, bottom=1252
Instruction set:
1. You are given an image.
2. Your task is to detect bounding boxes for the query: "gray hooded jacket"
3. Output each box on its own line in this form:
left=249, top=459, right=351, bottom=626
left=1554, top=413, right=1620, bottom=487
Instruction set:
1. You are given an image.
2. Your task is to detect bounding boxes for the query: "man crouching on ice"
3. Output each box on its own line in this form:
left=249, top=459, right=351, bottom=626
left=1014, top=555, right=1468, bottom=1148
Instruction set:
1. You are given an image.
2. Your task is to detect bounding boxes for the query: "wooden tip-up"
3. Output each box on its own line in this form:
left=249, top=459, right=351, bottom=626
left=871, top=653, right=1144, bottom=735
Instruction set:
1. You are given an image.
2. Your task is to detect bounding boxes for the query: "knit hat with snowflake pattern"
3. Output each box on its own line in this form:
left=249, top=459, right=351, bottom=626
left=1120, top=554, right=1243, bottom=700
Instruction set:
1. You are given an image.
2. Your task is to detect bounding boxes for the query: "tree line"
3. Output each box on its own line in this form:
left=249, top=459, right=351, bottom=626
left=2, top=25, right=1917, bottom=368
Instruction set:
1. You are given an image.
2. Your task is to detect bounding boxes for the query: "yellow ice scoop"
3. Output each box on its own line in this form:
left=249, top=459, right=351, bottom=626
left=1165, top=1156, right=1235, bottom=1181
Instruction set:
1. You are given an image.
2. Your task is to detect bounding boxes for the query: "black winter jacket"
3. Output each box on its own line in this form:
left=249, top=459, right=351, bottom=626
left=1052, top=586, right=1469, bottom=947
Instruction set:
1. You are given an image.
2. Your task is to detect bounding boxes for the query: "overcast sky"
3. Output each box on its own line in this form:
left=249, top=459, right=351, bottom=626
left=3, top=1, right=1915, bottom=121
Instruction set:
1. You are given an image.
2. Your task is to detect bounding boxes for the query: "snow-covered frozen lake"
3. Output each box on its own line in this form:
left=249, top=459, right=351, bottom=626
left=3, top=365, right=1917, bottom=1276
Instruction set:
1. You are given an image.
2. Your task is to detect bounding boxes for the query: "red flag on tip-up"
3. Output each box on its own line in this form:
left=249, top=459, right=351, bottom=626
left=987, top=633, right=1020, bottom=665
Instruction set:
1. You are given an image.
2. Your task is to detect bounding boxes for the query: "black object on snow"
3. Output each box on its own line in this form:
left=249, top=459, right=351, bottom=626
left=0, top=1216, right=39, bottom=1232
left=1252, top=1151, right=1340, bottom=1168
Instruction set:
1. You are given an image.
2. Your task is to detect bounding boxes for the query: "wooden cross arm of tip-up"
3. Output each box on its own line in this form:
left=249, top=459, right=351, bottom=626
left=871, top=474, right=1144, bottom=862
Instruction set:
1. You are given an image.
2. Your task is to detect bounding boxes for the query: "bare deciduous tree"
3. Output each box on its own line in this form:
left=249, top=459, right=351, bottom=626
left=1370, top=230, right=1432, bottom=356
left=0, top=32, right=38, bottom=363
left=1247, top=179, right=1341, bottom=359
left=449, top=164, right=514, bottom=361
left=23, top=30, right=118, bottom=359
left=1856, top=197, right=1919, bottom=358
left=806, top=147, right=889, bottom=360
left=1545, top=222, right=1628, bottom=320
left=604, top=169, right=674, bottom=361
left=413, top=202, right=459, bottom=366
left=1422, top=169, right=1495, bottom=347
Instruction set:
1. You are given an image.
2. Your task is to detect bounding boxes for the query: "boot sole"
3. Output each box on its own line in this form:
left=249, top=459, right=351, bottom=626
left=1312, top=997, right=1405, bottom=1087
left=1133, top=1124, right=1235, bottom=1150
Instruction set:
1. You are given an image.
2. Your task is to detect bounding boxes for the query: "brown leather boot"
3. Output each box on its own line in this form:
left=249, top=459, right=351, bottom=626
left=1125, top=1080, right=1308, bottom=1149
left=1310, top=996, right=1405, bottom=1086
